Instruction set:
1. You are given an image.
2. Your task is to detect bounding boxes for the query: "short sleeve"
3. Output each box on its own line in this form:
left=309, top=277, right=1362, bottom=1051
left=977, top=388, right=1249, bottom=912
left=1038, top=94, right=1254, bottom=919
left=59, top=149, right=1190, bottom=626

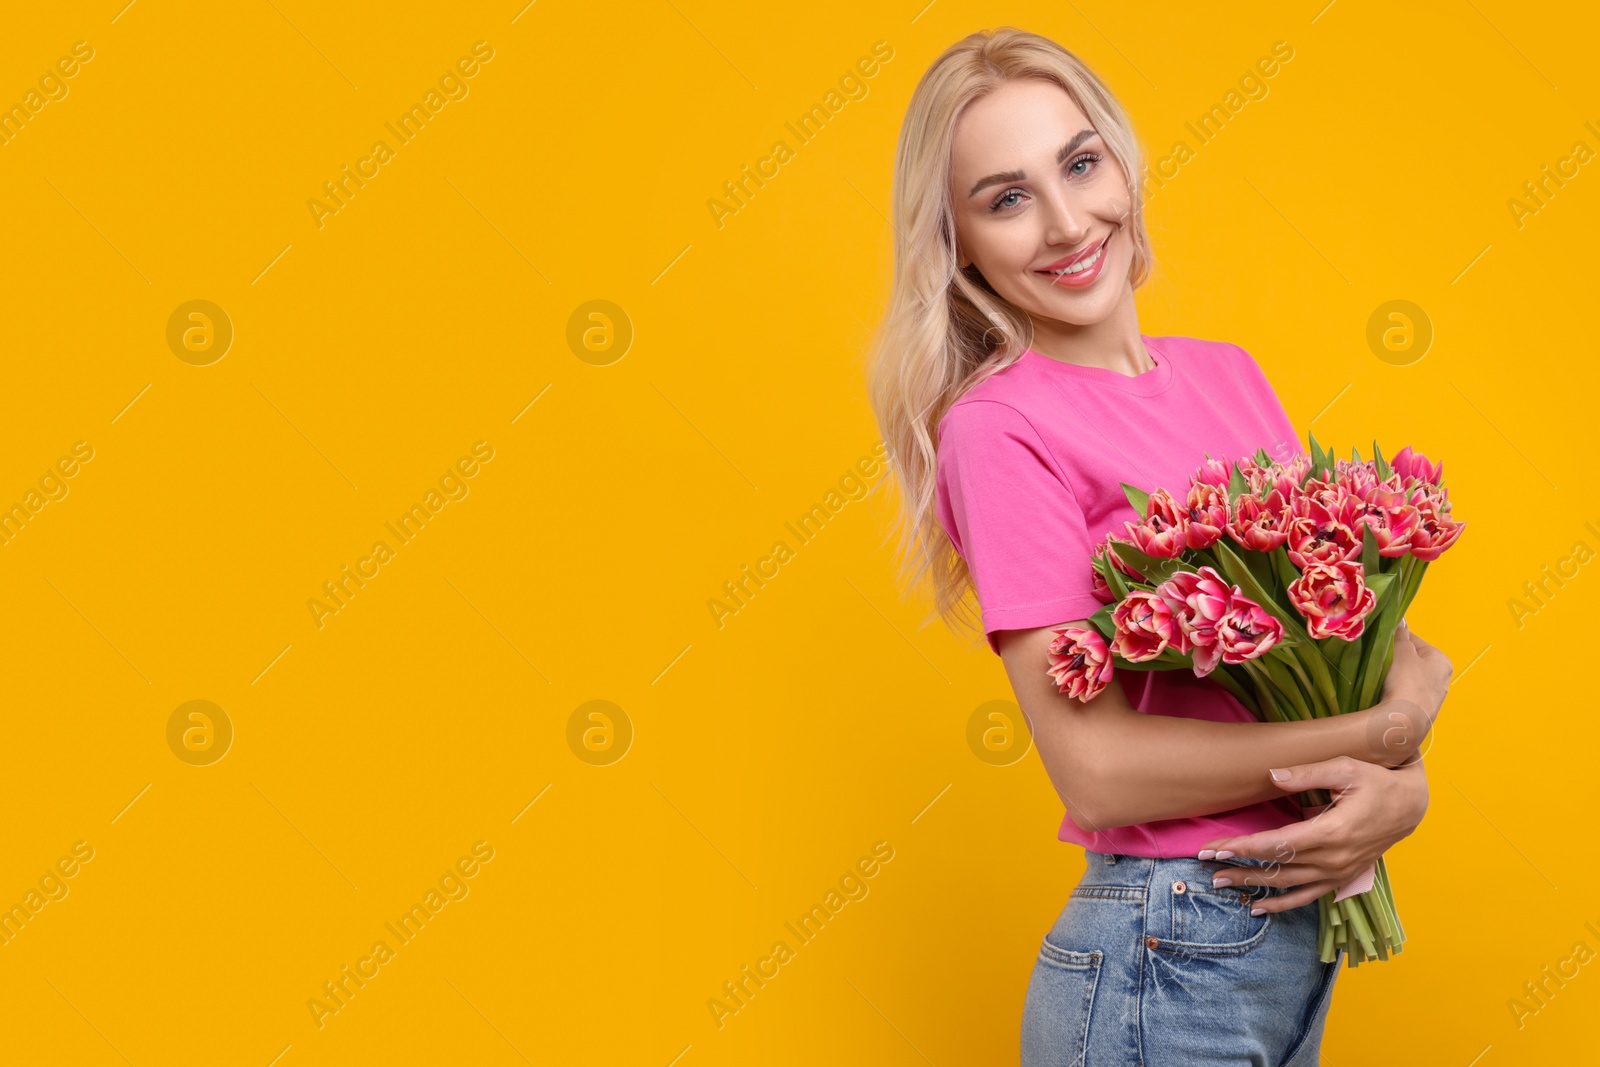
left=934, top=400, right=1105, bottom=656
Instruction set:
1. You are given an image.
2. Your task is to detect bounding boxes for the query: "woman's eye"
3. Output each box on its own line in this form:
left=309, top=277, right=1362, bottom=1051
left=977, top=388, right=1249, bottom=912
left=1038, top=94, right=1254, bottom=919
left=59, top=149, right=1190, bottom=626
left=989, top=189, right=1024, bottom=213
left=1068, top=152, right=1101, bottom=177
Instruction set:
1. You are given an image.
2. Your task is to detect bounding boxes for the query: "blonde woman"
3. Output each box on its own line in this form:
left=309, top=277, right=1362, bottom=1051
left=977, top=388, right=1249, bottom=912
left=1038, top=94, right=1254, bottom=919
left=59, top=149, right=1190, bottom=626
left=866, top=28, right=1453, bottom=1065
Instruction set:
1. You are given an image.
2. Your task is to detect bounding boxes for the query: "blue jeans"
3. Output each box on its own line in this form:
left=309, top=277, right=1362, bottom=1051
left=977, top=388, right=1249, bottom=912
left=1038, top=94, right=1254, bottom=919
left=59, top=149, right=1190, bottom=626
left=1021, top=849, right=1344, bottom=1066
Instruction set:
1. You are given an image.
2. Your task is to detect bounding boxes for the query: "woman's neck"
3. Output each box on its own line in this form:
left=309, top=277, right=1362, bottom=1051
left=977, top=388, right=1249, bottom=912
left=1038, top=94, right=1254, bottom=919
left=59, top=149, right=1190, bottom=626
left=1026, top=299, right=1150, bottom=374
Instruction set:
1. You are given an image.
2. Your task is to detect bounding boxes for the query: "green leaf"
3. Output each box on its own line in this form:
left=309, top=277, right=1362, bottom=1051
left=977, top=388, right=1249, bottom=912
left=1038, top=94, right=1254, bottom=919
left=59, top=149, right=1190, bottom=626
left=1270, top=545, right=1301, bottom=589
left=1334, top=633, right=1364, bottom=706
left=1307, top=432, right=1331, bottom=482
left=1397, top=558, right=1431, bottom=618
left=1242, top=545, right=1277, bottom=595
left=1253, top=446, right=1271, bottom=467
left=1363, top=571, right=1394, bottom=606
left=1109, top=539, right=1182, bottom=584
left=1361, top=521, right=1380, bottom=575
left=1103, top=551, right=1133, bottom=602
left=1354, top=562, right=1409, bottom=708
left=1121, top=481, right=1151, bottom=520
left=1372, top=440, right=1390, bottom=480
left=1226, top=461, right=1250, bottom=503
left=1089, top=604, right=1115, bottom=641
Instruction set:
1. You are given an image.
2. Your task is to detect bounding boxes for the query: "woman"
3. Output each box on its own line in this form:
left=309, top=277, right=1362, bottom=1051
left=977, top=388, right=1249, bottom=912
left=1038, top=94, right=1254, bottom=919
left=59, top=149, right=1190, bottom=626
left=865, top=28, right=1454, bottom=1066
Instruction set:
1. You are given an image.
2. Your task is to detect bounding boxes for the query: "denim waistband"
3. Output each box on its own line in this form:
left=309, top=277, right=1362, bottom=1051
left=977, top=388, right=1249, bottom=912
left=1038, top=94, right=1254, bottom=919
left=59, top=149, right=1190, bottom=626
left=1078, top=848, right=1282, bottom=892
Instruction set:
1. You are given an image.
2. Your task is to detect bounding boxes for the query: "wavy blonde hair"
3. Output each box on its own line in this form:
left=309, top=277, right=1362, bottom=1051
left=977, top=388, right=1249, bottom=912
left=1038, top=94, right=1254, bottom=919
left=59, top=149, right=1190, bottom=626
left=865, top=27, right=1154, bottom=646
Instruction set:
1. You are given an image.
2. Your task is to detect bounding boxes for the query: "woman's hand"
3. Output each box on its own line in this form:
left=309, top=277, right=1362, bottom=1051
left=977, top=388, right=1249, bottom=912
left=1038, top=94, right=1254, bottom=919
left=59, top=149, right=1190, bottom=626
left=1380, top=621, right=1454, bottom=733
left=1194, top=754, right=1430, bottom=913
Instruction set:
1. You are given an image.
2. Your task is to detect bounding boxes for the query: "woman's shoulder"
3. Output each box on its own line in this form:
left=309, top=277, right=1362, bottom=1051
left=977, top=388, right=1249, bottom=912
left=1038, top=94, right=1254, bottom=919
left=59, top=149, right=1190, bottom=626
left=1153, top=332, right=1256, bottom=366
left=935, top=359, right=1040, bottom=439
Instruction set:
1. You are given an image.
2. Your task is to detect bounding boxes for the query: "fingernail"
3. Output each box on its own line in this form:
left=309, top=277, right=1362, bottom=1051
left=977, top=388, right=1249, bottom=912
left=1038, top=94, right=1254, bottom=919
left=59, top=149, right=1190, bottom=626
left=1214, top=850, right=1234, bottom=860
left=1269, top=768, right=1291, bottom=781
left=1251, top=907, right=1266, bottom=916
left=1197, top=849, right=1216, bottom=860
left=1212, top=875, right=1231, bottom=888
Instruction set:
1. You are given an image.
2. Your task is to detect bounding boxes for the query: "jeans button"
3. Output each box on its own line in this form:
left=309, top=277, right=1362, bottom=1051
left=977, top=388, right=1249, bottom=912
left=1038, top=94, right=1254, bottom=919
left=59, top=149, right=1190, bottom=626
left=1172, top=879, right=1187, bottom=894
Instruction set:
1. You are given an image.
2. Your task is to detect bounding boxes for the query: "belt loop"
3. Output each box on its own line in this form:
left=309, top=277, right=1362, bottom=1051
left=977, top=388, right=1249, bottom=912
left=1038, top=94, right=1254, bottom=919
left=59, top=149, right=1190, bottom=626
left=1104, top=853, right=1117, bottom=864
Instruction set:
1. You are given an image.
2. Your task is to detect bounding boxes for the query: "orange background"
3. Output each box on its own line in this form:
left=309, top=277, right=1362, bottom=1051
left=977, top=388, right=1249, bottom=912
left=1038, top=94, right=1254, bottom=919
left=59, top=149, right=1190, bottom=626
left=0, top=1, right=1594, bottom=1063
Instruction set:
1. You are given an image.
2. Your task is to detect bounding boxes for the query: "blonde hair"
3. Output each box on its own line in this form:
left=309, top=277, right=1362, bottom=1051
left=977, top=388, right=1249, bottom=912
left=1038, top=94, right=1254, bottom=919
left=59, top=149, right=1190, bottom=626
left=864, top=27, right=1154, bottom=645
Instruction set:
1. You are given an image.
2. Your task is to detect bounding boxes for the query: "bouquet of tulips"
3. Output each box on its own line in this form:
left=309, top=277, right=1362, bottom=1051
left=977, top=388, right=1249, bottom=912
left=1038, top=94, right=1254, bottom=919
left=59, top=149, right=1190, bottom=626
left=1045, top=434, right=1464, bottom=967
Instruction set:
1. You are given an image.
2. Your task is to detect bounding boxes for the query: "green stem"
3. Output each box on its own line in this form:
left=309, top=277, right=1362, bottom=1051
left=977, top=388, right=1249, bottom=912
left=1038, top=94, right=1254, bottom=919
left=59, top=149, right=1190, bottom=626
left=1281, top=652, right=1330, bottom=717
left=1299, top=643, right=1343, bottom=716
left=1254, top=655, right=1314, bottom=718
left=1207, top=665, right=1259, bottom=713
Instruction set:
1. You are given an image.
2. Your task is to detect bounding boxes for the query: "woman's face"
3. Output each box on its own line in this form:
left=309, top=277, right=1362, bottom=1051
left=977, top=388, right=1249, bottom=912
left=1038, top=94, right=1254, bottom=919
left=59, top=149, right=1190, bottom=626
left=948, top=78, right=1133, bottom=328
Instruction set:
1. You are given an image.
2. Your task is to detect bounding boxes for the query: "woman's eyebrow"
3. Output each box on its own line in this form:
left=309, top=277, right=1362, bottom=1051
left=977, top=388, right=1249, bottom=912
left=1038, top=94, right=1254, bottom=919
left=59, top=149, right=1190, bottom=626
left=965, top=127, right=1099, bottom=198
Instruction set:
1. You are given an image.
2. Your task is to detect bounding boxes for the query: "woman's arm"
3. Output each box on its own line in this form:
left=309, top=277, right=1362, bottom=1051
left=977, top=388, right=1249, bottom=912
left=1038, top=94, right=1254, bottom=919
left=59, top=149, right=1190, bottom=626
left=997, top=623, right=1440, bottom=831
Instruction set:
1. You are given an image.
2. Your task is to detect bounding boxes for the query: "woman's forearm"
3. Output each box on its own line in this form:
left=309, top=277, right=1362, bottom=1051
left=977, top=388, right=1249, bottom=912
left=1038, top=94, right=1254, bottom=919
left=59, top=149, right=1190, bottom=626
left=1033, top=696, right=1427, bottom=832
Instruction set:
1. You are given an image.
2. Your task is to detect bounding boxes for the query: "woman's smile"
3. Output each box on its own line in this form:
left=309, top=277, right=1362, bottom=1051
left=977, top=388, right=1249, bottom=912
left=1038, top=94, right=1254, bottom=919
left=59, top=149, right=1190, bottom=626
left=1037, top=232, right=1111, bottom=288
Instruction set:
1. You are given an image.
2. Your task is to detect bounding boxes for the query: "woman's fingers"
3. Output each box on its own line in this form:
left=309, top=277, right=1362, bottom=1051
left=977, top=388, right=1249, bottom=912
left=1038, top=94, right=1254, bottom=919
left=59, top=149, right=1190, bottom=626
left=1253, top=878, right=1342, bottom=914
left=1215, top=860, right=1337, bottom=891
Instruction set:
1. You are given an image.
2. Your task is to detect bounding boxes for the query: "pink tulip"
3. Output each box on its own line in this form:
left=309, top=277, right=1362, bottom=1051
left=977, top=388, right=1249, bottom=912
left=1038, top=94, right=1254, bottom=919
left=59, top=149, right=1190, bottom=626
left=1111, top=590, right=1181, bottom=662
left=1090, top=564, right=1114, bottom=604
left=1217, top=595, right=1285, bottom=664
left=1122, top=487, right=1191, bottom=559
left=1390, top=445, right=1444, bottom=488
left=1286, top=490, right=1365, bottom=569
left=1155, top=567, right=1236, bottom=675
left=1337, top=463, right=1379, bottom=498
left=1226, top=489, right=1293, bottom=552
left=1182, top=482, right=1230, bottom=550
left=1262, top=464, right=1305, bottom=501
left=1406, top=490, right=1466, bottom=561
left=1287, top=559, right=1378, bottom=640
left=1193, top=457, right=1235, bottom=488
left=1046, top=625, right=1115, bottom=701
left=1354, top=479, right=1422, bottom=557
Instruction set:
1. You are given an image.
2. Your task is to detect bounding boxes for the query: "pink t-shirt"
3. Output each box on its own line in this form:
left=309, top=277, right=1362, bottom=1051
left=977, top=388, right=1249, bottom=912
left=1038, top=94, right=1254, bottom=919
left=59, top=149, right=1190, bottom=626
left=934, top=333, right=1306, bottom=857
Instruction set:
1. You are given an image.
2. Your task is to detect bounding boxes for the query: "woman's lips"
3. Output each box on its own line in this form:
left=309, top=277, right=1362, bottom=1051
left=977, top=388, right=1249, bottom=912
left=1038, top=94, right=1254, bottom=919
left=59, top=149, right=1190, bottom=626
left=1038, top=234, right=1110, bottom=288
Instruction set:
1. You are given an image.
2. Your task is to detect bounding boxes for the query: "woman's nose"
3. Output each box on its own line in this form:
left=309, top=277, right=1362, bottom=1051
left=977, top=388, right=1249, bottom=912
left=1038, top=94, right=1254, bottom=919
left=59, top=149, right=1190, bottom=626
left=1039, top=188, right=1090, bottom=247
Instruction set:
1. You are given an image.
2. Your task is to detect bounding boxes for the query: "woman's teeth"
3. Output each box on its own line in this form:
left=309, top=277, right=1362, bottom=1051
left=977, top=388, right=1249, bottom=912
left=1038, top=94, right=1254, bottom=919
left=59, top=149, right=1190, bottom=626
left=1049, top=241, right=1104, bottom=275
